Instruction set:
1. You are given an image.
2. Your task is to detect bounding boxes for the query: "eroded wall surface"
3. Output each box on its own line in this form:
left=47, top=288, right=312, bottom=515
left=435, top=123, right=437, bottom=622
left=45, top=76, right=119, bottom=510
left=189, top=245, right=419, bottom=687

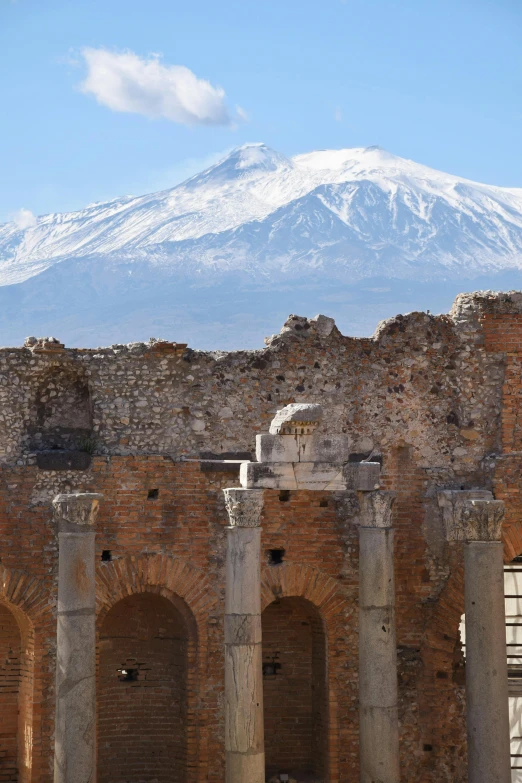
left=0, top=291, right=521, bottom=782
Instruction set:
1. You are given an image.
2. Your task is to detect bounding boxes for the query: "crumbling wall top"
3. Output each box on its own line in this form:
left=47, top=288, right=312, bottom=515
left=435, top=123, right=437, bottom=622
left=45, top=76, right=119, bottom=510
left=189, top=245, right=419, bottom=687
left=451, top=289, right=522, bottom=325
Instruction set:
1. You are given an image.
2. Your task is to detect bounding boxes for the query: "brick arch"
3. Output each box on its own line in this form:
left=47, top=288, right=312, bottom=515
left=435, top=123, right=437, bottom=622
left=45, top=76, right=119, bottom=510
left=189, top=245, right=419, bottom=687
left=95, top=554, right=218, bottom=783
left=0, top=564, right=50, bottom=625
left=261, top=562, right=349, bottom=783
left=0, top=565, right=52, bottom=783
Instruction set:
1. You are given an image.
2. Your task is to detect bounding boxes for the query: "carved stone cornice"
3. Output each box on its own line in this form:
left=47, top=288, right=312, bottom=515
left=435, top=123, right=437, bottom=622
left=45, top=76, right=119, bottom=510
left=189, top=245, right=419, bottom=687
left=52, top=492, right=103, bottom=527
left=437, top=490, right=505, bottom=542
left=357, top=490, right=397, bottom=529
left=223, top=488, right=264, bottom=528
left=268, top=403, right=323, bottom=435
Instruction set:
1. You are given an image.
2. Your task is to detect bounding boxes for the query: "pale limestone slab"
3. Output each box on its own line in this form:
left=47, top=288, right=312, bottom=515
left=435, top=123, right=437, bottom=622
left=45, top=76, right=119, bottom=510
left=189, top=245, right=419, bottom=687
left=240, top=460, right=380, bottom=491
left=255, top=432, right=352, bottom=463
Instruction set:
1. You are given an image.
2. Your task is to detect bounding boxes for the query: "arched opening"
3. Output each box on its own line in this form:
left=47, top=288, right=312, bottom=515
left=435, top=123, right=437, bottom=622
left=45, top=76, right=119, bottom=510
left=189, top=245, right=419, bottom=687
left=97, top=592, right=190, bottom=783
left=28, top=366, right=92, bottom=451
left=262, top=597, right=328, bottom=782
left=0, top=603, right=34, bottom=783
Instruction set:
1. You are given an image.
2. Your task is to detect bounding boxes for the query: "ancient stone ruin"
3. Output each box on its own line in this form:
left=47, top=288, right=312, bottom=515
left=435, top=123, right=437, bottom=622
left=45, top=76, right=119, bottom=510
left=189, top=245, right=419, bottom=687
left=0, top=290, right=521, bottom=782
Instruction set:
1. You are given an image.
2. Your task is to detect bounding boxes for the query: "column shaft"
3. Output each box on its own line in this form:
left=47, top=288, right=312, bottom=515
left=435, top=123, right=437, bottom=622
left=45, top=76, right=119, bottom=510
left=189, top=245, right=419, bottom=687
left=359, top=526, right=400, bottom=783
left=465, top=541, right=511, bottom=783
left=224, top=489, right=265, bottom=783
left=53, top=494, right=100, bottom=783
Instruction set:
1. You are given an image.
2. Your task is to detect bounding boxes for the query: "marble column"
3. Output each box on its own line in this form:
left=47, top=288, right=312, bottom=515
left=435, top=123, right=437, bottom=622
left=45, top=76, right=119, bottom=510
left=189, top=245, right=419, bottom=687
left=223, top=487, right=265, bottom=783
left=357, top=490, right=400, bottom=783
left=52, top=492, right=102, bottom=783
left=439, top=491, right=510, bottom=783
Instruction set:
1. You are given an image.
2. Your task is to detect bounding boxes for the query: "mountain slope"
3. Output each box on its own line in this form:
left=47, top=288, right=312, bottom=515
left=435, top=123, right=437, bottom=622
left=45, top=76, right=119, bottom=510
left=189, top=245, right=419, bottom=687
left=2, top=143, right=522, bottom=348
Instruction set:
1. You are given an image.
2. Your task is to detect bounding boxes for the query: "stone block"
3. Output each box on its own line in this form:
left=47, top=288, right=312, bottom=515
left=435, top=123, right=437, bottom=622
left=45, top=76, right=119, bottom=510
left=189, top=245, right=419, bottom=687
left=240, top=460, right=380, bottom=491
left=256, top=434, right=300, bottom=463
left=298, top=434, right=353, bottom=463
left=256, top=433, right=352, bottom=463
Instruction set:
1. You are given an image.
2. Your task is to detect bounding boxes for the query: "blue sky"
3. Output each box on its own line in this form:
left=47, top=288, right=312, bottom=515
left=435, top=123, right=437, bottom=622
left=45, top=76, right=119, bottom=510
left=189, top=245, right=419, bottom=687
left=1, top=0, right=522, bottom=223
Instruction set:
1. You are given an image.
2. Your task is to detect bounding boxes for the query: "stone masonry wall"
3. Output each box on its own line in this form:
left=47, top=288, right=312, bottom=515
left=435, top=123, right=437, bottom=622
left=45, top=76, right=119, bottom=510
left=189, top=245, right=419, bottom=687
left=0, top=291, right=521, bottom=782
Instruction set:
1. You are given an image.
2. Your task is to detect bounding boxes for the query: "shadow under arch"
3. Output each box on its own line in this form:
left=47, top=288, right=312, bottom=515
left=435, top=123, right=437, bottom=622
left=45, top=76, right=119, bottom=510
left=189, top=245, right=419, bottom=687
left=96, top=554, right=219, bottom=783
left=0, top=565, right=51, bottom=783
left=262, top=562, right=347, bottom=783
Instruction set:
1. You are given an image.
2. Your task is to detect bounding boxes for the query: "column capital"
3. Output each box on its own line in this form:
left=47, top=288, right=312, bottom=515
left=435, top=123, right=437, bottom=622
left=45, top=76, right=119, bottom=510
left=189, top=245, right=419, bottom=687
left=52, top=493, right=103, bottom=527
left=223, top=488, right=264, bottom=528
left=437, top=490, right=505, bottom=542
left=357, top=490, right=397, bottom=528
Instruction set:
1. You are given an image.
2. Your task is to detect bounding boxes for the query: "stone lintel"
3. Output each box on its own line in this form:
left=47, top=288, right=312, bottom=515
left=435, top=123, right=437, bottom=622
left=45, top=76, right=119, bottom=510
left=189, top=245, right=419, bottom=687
left=223, top=488, right=264, bottom=527
left=52, top=493, right=103, bottom=528
left=358, top=490, right=397, bottom=528
left=240, top=460, right=380, bottom=492
left=256, top=432, right=352, bottom=464
left=437, top=490, right=505, bottom=542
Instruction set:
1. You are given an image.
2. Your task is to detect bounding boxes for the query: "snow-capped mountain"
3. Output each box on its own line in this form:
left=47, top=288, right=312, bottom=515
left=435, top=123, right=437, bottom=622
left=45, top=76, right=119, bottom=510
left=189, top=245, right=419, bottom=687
left=2, top=143, right=522, bottom=348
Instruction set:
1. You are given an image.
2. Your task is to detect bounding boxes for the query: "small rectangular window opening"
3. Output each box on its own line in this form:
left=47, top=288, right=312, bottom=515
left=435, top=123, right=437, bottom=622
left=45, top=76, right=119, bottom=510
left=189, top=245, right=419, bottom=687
left=147, top=488, right=159, bottom=500
left=268, top=549, right=285, bottom=565
left=278, top=490, right=290, bottom=502
left=118, top=668, right=139, bottom=682
left=319, top=499, right=329, bottom=507
left=101, top=550, right=112, bottom=562
left=262, top=658, right=282, bottom=677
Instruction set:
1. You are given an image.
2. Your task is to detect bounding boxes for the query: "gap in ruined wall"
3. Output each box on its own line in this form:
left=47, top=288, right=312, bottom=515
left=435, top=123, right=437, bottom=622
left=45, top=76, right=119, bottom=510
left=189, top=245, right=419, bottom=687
left=279, top=490, right=291, bottom=502
left=268, top=549, right=285, bottom=565
left=101, top=550, right=112, bottom=562
left=147, top=488, right=159, bottom=500
left=348, top=451, right=383, bottom=465
left=118, top=667, right=139, bottom=682
left=27, top=366, right=93, bottom=452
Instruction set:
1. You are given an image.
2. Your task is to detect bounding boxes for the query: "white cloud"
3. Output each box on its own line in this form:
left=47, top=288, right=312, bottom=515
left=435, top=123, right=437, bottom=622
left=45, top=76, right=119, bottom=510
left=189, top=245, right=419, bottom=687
left=11, top=208, right=37, bottom=230
left=334, top=106, right=343, bottom=123
left=79, top=47, right=233, bottom=126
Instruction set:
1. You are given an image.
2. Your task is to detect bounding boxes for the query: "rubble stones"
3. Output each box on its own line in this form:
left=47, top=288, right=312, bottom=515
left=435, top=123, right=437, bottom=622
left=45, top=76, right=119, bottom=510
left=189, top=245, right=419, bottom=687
left=0, top=292, right=509, bottom=479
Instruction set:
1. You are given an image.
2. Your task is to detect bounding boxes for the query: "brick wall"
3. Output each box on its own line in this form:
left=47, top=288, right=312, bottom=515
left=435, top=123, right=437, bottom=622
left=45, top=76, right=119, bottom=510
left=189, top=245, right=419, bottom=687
left=2, top=292, right=522, bottom=781
left=262, top=597, right=327, bottom=781
left=0, top=441, right=472, bottom=782
left=98, top=592, right=188, bottom=783
left=0, top=605, right=20, bottom=783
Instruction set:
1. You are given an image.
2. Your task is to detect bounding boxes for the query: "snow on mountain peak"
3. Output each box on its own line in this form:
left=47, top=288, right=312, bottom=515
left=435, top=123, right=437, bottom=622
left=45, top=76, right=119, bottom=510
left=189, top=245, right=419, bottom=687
left=186, top=143, right=292, bottom=188
left=293, top=146, right=423, bottom=180
left=234, top=143, right=289, bottom=170
left=3, top=142, right=522, bottom=290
